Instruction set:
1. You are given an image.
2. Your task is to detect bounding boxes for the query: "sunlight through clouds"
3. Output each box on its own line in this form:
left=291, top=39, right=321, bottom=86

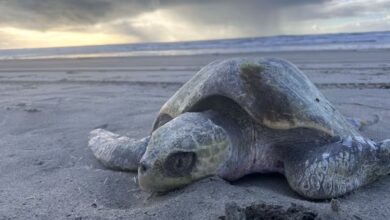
left=95, top=8, right=244, bottom=43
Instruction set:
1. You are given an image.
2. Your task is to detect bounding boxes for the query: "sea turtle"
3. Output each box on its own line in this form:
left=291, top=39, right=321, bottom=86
left=88, top=57, right=390, bottom=199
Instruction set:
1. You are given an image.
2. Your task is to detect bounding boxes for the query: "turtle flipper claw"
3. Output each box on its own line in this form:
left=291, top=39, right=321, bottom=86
left=88, top=128, right=150, bottom=171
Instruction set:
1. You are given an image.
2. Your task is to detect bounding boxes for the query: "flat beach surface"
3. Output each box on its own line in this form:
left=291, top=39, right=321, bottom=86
left=0, top=49, right=389, bottom=219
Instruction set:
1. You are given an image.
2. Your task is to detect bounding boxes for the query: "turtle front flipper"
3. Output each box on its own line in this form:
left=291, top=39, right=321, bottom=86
left=88, top=128, right=150, bottom=171
left=283, top=137, right=390, bottom=199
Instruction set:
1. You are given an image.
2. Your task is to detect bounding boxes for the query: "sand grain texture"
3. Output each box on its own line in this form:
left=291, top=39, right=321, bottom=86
left=0, top=50, right=389, bottom=219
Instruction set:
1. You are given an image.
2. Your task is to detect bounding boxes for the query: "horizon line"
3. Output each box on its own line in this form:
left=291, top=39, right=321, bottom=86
left=1, top=30, right=389, bottom=51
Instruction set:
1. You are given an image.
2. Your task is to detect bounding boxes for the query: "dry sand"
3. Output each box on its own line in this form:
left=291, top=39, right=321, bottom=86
left=0, top=49, right=389, bottom=219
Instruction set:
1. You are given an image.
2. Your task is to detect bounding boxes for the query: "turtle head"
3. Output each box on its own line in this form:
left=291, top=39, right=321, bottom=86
left=138, top=112, right=230, bottom=192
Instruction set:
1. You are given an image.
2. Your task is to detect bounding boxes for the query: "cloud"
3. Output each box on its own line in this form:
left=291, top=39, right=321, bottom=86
left=0, top=0, right=389, bottom=48
left=0, top=0, right=157, bottom=30
left=94, top=0, right=330, bottom=41
left=0, top=0, right=325, bottom=31
left=279, top=0, right=390, bottom=35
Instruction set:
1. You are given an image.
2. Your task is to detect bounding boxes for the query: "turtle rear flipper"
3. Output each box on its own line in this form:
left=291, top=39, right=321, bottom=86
left=345, top=115, right=379, bottom=131
left=284, top=138, right=390, bottom=199
left=378, top=139, right=390, bottom=167
left=88, top=129, right=150, bottom=171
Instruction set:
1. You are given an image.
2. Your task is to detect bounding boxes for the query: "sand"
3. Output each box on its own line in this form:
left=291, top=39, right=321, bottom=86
left=0, top=49, right=389, bottom=219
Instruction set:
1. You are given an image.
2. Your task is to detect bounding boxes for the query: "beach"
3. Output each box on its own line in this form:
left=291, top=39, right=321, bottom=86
left=0, top=49, right=389, bottom=219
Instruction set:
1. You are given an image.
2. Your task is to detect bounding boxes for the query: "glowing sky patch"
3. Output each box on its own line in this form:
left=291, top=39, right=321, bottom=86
left=0, top=26, right=134, bottom=48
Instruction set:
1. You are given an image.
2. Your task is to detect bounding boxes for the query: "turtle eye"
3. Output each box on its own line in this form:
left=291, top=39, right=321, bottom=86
left=164, top=152, right=196, bottom=177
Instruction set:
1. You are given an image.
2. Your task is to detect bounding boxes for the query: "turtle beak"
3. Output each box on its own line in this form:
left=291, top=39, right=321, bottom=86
left=137, top=158, right=193, bottom=193
left=137, top=159, right=154, bottom=190
left=137, top=159, right=166, bottom=192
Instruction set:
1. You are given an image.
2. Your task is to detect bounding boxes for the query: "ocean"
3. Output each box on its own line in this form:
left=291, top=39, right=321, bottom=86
left=0, top=31, right=389, bottom=60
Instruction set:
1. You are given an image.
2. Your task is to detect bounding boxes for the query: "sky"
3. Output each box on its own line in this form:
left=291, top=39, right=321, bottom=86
left=0, top=0, right=389, bottom=49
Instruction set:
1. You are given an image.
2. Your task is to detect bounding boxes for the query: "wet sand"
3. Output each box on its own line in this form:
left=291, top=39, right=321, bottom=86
left=0, top=49, right=389, bottom=219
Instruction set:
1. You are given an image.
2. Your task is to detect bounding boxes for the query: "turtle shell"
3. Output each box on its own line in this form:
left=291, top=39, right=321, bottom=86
left=152, top=57, right=355, bottom=137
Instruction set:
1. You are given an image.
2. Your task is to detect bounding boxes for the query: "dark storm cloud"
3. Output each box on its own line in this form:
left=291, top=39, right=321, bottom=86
left=151, top=0, right=330, bottom=38
left=0, top=0, right=154, bottom=29
left=0, top=0, right=328, bottom=31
